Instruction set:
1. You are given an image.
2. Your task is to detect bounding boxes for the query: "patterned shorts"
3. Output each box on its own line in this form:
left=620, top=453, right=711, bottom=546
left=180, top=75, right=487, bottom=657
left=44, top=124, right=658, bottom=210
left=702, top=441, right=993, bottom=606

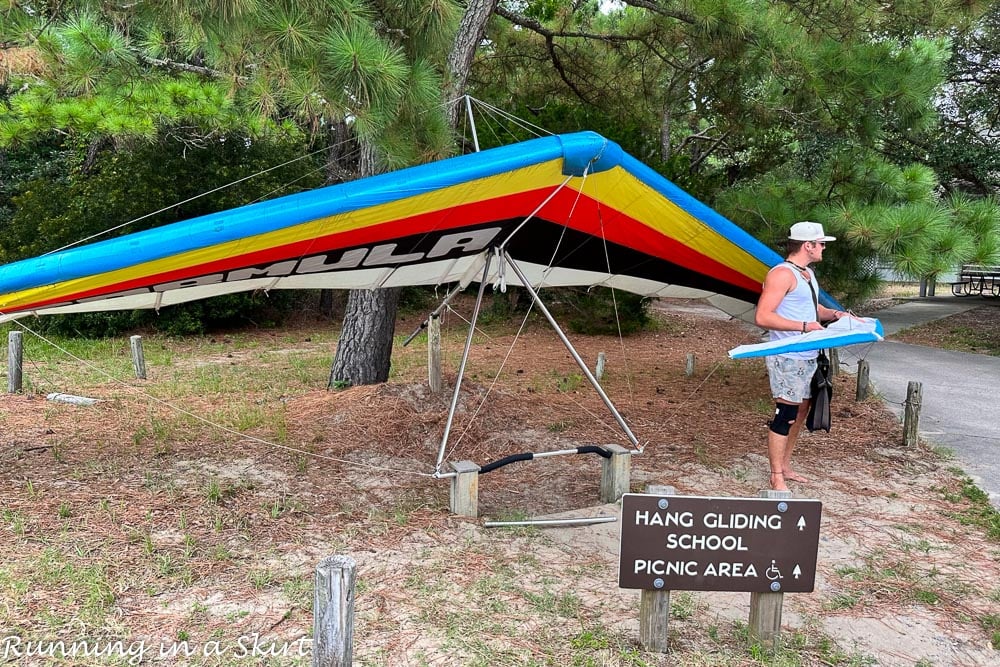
left=765, top=355, right=816, bottom=403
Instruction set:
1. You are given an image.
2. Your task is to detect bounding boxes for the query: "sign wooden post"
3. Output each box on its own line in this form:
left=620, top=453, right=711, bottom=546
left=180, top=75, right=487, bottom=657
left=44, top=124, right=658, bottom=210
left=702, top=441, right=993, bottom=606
left=638, top=485, right=676, bottom=653
left=748, top=488, right=792, bottom=647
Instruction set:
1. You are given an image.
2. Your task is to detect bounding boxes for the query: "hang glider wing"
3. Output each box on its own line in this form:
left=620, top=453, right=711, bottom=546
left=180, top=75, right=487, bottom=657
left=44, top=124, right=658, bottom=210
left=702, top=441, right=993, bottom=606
left=0, top=131, right=842, bottom=323
left=727, top=317, right=884, bottom=359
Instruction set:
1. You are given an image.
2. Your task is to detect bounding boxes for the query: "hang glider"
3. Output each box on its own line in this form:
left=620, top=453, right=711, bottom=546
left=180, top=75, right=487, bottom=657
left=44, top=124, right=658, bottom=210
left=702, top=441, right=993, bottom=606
left=0, top=131, right=843, bottom=323
left=727, top=317, right=884, bottom=359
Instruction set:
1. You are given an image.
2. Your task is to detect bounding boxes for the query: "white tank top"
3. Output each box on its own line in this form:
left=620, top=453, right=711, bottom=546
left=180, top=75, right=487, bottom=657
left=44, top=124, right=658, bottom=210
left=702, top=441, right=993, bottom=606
left=767, top=262, right=818, bottom=360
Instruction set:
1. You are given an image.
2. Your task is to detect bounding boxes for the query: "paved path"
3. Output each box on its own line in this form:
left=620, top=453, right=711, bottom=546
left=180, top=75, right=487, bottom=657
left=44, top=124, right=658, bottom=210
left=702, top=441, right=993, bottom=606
left=847, top=296, right=1000, bottom=508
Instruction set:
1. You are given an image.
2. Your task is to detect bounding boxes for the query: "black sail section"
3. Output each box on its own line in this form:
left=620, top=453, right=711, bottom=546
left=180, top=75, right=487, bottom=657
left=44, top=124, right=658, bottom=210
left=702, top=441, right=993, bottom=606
left=499, top=219, right=760, bottom=305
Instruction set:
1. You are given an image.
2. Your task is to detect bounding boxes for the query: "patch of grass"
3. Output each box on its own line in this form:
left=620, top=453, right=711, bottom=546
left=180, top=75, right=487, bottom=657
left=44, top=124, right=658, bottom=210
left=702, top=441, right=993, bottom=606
left=248, top=568, right=276, bottom=590
left=912, top=588, right=940, bottom=605
left=555, top=372, right=584, bottom=393
left=824, top=592, right=863, bottom=610
left=547, top=418, right=573, bottom=432
left=3, top=508, right=27, bottom=536
left=522, top=588, right=581, bottom=618
left=670, top=591, right=697, bottom=619
left=33, top=549, right=116, bottom=625
left=940, top=474, right=1000, bottom=541
left=979, top=613, right=1000, bottom=650
left=267, top=494, right=303, bottom=519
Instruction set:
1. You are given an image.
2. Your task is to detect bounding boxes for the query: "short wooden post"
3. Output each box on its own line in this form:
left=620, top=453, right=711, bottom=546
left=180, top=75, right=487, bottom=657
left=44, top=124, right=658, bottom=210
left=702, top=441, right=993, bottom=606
left=130, top=335, right=147, bottom=380
left=749, top=488, right=791, bottom=648
left=855, top=360, right=870, bottom=401
left=313, top=555, right=356, bottom=667
left=595, top=352, right=607, bottom=381
left=449, top=460, right=480, bottom=517
left=685, top=353, right=696, bottom=377
left=427, top=314, right=442, bottom=393
left=639, top=484, right=676, bottom=653
left=599, top=444, right=631, bottom=503
left=903, top=381, right=922, bottom=447
left=8, top=330, right=22, bottom=393
left=828, top=348, right=839, bottom=378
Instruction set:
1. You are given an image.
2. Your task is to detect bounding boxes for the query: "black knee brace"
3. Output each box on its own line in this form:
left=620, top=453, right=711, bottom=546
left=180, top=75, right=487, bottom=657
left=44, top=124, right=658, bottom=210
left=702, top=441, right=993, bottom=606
left=769, top=402, right=800, bottom=436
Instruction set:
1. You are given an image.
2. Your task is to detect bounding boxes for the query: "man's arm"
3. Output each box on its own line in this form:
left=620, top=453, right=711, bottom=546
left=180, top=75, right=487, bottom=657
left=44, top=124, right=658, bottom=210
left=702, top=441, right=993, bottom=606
left=754, top=266, right=823, bottom=333
left=819, top=304, right=848, bottom=321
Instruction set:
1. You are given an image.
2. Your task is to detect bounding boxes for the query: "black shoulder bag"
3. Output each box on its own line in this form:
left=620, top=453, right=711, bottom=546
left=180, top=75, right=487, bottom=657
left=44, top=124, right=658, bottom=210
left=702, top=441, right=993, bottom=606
left=802, top=268, right=832, bottom=432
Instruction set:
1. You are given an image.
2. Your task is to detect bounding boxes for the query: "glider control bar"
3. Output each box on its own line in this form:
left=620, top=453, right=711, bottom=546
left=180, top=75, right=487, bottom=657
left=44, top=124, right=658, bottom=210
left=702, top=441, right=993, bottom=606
left=479, top=445, right=612, bottom=475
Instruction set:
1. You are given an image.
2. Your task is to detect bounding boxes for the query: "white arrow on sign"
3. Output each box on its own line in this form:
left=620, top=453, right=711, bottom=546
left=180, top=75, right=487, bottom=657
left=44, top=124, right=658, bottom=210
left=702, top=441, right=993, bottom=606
left=793, top=565, right=802, bottom=579
left=797, top=516, right=807, bottom=531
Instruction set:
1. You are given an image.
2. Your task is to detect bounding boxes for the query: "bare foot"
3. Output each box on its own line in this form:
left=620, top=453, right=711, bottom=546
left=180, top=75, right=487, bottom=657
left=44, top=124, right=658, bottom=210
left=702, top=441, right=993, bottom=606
left=769, top=471, right=788, bottom=491
left=784, top=469, right=810, bottom=483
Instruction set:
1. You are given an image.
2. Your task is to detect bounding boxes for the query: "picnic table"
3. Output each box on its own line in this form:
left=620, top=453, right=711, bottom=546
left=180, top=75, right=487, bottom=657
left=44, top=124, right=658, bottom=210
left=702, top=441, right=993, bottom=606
left=951, top=264, right=1000, bottom=297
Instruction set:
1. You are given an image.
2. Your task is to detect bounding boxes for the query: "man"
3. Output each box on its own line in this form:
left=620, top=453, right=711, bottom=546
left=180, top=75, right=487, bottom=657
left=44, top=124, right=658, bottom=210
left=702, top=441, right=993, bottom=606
left=755, top=221, right=848, bottom=491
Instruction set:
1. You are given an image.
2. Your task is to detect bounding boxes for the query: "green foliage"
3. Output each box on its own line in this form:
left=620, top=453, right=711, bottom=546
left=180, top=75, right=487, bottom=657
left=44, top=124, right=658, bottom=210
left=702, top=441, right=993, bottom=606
left=562, top=287, right=650, bottom=336
left=1, top=133, right=322, bottom=262
left=715, top=141, right=998, bottom=305
left=0, top=131, right=324, bottom=336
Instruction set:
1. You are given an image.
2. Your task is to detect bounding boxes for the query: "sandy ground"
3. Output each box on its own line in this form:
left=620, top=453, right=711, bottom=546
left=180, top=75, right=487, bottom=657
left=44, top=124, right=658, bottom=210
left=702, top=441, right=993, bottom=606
left=1, top=296, right=998, bottom=665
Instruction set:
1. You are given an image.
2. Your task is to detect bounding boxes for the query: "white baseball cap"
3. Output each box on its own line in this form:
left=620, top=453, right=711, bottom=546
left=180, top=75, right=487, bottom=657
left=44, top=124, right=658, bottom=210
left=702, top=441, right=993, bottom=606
left=789, top=221, right=836, bottom=242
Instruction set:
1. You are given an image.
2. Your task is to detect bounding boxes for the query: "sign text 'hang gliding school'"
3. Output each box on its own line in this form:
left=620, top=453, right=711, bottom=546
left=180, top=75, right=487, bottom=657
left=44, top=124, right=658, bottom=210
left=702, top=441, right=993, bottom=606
left=618, top=494, right=823, bottom=593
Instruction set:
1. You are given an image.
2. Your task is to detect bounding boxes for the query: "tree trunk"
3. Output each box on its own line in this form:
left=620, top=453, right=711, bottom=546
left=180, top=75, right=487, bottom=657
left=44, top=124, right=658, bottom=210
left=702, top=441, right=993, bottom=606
left=329, top=142, right=401, bottom=387
left=328, top=287, right=401, bottom=388
left=329, top=2, right=498, bottom=388
left=445, top=0, right=499, bottom=127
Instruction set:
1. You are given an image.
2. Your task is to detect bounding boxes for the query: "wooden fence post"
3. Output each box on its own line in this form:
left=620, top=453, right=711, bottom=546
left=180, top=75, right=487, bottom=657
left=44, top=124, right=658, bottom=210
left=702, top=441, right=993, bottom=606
left=748, top=488, right=791, bottom=648
left=855, top=360, right=870, bottom=401
left=828, top=348, right=839, bottom=378
left=449, top=460, right=480, bottom=517
left=8, top=330, right=22, bottom=393
left=903, top=381, right=922, bottom=447
left=595, top=351, right=607, bottom=381
left=130, top=335, right=147, bottom=380
left=313, top=555, right=356, bottom=667
left=427, top=314, right=442, bottom=393
left=685, top=353, right=696, bottom=377
left=638, top=484, right=676, bottom=653
left=599, top=444, right=631, bottom=503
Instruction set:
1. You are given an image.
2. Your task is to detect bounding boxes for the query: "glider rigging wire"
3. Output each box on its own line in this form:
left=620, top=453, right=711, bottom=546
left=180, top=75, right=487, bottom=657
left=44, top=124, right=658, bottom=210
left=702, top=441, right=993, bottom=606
left=42, top=143, right=336, bottom=256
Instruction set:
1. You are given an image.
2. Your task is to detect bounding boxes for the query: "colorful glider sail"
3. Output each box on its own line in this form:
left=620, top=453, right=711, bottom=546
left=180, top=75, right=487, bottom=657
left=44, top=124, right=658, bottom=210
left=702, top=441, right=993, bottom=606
left=727, top=317, right=884, bottom=359
left=0, top=131, right=842, bottom=323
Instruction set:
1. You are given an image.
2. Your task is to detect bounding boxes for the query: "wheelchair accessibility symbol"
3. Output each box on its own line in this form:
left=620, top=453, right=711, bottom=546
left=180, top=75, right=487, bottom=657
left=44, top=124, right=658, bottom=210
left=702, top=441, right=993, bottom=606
left=765, top=560, right=783, bottom=581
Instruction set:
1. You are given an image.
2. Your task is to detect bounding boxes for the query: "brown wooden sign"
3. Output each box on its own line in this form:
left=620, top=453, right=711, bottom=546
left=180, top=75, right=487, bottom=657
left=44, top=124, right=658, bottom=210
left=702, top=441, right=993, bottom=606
left=618, top=494, right=822, bottom=593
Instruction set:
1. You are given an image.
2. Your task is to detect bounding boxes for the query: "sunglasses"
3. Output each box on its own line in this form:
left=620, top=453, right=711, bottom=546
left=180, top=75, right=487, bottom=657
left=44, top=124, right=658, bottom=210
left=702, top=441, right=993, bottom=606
left=811, top=241, right=826, bottom=248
